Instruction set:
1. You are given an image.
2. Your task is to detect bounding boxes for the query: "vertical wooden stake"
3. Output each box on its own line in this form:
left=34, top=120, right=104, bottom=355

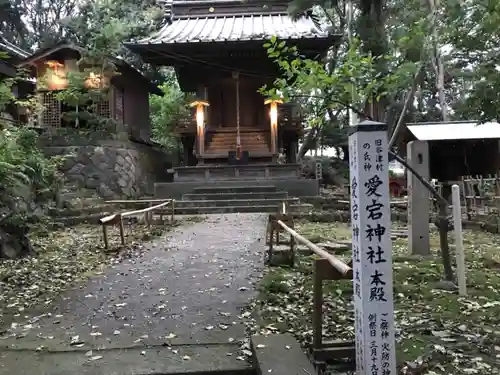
left=102, top=225, right=109, bottom=249
left=312, top=260, right=323, bottom=350
left=268, top=227, right=274, bottom=262
left=119, top=217, right=125, bottom=246
left=145, top=202, right=152, bottom=226
left=171, top=199, right=175, bottom=222
left=289, top=232, right=295, bottom=267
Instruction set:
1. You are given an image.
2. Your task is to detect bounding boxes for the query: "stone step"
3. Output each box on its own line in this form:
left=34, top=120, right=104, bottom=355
left=206, top=147, right=269, bottom=152
left=159, top=204, right=312, bottom=215
left=49, top=204, right=115, bottom=218
left=183, top=191, right=288, bottom=200
left=209, top=137, right=268, bottom=142
left=206, top=149, right=270, bottom=153
left=60, top=190, right=101, bottom=200
left=0, top=343, right=253, bottom=375
left=252, top=334, right=317, bottom=375
left=193, top=185, right=277, bottom=194
left=52, top=213, right=103, bottom=226
left=208, top=143, right=268, bottom=147
left=173, top=198, right=299, bottom=208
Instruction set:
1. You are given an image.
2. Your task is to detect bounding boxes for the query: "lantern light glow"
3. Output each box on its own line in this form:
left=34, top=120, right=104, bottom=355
left=45, top=60, right=68, bottom=90
left=265, top=98, right=283, bottom=126
left=189, top=100, right=210, bottom=129
left=195, top=107, right=204, bottom=128
left=189, top=100, right=210, bottom=156
left=264, top=99, right=283, bottom=155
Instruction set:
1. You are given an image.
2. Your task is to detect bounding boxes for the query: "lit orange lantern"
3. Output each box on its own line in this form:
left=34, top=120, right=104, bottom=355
left=189, top=100, right=210, bottom=155
left=45, top=60, right=68, bottom=90
left=264, top=98, right=283, bottom=155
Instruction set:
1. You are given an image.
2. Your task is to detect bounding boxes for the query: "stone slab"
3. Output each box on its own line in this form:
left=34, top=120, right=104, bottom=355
left=193, top=185, right=277, bottom=194
left=251, top=334, right=317, bottom=375
left=1, top=214, right=266, bottom=374
left=158, top=204, right=313, bottom=215
left=155, top=180, right=319, bottom=199
left=174, top=198, right=299, bottom=209
left=183, top=192, right=288, bottom=201
left=0, top=344, right=253, bottom=375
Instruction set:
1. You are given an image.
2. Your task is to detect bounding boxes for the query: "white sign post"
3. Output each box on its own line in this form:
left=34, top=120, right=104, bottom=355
left=452, top=184, right=467, bottom=296
left=348, top=120, right=397, bottom=375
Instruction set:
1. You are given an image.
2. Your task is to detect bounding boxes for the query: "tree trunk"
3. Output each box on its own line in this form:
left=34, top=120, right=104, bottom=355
left=427, top=0, right=450, bottom=121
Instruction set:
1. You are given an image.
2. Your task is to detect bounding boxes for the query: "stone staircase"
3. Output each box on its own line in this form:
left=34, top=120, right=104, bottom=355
left=205, top=129, right=271, bottom=156
left=49, top=183, right=313, bottom=226
left=160, top=185, right=312, bottom=215
left=49, top=183, right=112, bottom=226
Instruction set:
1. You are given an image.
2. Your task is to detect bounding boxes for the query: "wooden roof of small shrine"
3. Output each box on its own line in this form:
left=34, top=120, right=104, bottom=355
left=126, top=0, right=338, bottom=64
left=0, top=34, right=30, bottom=77
left=134, top=14, right=330, bottom=45
left=0, top=34, right=30, bottom=60
left=16, top=42, right=163, bottom=95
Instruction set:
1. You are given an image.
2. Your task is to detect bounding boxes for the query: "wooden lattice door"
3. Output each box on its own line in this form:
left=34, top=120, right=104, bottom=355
left=97, top=97, right=111, bottom=119
left=40, top=92, right=61, bottom=127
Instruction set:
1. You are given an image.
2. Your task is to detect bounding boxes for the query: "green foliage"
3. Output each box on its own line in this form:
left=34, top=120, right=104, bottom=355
left=150, top=78, right=190, bottom=149
left=0, top=71, right=64, bottom=228
left=0, top=125, right=64, bottom=228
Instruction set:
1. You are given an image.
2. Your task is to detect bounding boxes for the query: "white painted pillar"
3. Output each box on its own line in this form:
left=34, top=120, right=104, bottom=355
left=452, top=184, right=467, bottom=296
left=348, top=120, right=396, bottom=375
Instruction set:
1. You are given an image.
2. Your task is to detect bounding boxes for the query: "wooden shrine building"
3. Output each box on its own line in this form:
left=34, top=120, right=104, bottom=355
left=16, top=43, right=162, bottom=142
left=126, top=0, right=336, bottom=166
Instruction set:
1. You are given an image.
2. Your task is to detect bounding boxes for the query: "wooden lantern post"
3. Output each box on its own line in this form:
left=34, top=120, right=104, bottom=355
left=189, top=100, right=209, bottom=164
left=265, top=98, right=283, bottom=161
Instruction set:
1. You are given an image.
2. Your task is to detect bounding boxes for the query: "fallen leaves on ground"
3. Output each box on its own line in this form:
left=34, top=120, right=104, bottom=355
left=243, top=220, right=500, bottom=375
left=0, top=223, right=170, bottom=328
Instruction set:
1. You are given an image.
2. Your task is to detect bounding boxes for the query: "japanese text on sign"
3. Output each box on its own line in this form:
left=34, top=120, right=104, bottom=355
left=349, top=124, right=396, bottom=375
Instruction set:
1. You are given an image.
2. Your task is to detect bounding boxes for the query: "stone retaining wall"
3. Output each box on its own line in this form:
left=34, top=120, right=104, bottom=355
left=43, top=140, right=172, bottom=199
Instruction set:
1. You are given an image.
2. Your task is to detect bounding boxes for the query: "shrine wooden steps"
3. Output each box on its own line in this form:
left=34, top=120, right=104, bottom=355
left=205, top=128, right=271, bottom=157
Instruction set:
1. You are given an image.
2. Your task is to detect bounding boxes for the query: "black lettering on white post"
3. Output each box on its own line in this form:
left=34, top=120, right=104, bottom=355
left=349, top=121, right=396, bottom=375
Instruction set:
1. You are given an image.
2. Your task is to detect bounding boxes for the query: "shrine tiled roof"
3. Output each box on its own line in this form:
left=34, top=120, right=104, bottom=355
left=133, top=13, right=330, bottom=45
left=0, top=34, right=30, bottom=59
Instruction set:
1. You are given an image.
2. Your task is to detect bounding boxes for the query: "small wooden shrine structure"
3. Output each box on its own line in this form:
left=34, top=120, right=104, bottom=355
left=16, top=43, right=162, bottom=141
left=126, top=0, right=336, bottom=166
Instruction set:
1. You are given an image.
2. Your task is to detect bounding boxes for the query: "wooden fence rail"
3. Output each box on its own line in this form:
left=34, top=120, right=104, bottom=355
left=99, top=199, right=175, bottom=249
left=266, top=210, right=354, bottom=367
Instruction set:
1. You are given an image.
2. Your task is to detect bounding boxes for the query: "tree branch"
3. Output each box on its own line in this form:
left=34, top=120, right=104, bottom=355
left=388, top=64, right=424, bottom=147
left=290, top=94, right=373, bottom=121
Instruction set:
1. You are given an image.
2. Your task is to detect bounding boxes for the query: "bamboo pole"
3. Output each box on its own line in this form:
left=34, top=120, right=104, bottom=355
left=277, top=220, right=352, bottom=277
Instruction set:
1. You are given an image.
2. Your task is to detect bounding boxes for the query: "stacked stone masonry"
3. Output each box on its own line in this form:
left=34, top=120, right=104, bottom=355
left=43, top=139, right=171, bottom=199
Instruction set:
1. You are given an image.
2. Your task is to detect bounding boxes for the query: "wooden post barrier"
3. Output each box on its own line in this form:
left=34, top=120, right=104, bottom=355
left=266, top=216, right=355, bottom=368
left=311, top=258, right=355, bottom=369
left=266, top=213, right=295, bottom=266
left=99, top=199, right=174, bottom=249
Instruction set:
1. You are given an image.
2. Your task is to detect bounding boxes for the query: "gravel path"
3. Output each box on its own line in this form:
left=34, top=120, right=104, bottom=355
left=0, top=214, right=267, bottom=373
